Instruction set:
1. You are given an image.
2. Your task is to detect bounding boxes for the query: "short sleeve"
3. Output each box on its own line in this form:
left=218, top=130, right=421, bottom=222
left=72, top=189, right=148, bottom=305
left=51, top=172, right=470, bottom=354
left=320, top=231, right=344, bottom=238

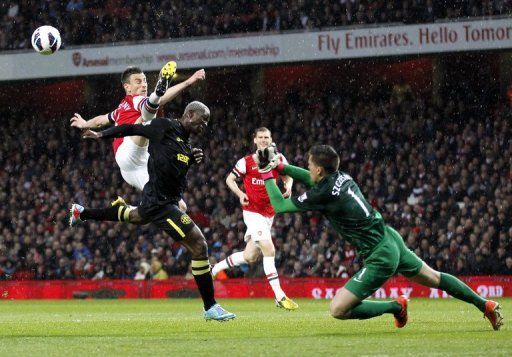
left=232, top=157, right=246, bottom=178
left=108, top=109, right=119, bottom=124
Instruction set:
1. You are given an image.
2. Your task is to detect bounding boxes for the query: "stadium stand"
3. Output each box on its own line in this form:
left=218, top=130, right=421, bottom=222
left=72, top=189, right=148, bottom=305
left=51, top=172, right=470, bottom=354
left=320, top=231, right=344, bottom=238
left=0, top=82, right=511, bottom=280
left=1, top=0, right=512, bottom=51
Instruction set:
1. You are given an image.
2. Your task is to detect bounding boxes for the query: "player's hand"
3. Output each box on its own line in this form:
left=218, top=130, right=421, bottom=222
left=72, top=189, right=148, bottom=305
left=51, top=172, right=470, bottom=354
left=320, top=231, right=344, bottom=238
left=82, top=129, right=101, bottom=140
left=178, top=199, right=187, bottom=212
left=186, top=69, right=206, bottom=86
left=282, top=187, right=292, bottom=198
left=192, top=148, right=204, bottom=164
left=240, top=193, right=249, bottom=206
left=70, top=113, right=87, bottom=129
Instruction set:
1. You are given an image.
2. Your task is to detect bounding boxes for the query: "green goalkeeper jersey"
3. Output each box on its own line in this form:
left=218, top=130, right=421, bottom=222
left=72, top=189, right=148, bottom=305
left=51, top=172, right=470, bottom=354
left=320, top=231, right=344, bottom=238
left=266, top=165, right=386, bottom=258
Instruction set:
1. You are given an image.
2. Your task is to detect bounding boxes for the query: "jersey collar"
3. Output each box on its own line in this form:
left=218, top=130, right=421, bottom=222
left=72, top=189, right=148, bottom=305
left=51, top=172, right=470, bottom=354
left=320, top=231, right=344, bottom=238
left=176, top=119, right=190, bottom=141
left=317, top=171, right=338, bottom=186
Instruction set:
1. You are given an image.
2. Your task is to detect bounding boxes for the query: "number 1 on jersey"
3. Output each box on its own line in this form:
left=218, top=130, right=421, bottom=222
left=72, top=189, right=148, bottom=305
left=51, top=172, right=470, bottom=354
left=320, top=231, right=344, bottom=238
left=348, top=187, right=370, bottom=217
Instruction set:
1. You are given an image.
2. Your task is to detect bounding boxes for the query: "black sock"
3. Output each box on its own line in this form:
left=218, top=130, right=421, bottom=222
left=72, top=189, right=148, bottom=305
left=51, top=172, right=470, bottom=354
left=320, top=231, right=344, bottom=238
left=82, top=206, right=131, bottom=222
left=191, top=259, right=216, bottom=310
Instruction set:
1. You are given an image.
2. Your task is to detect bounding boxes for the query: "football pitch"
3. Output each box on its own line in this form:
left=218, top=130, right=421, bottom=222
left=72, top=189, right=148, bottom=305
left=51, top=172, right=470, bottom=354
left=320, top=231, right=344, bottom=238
left=0, top=298, right=510, bottom=356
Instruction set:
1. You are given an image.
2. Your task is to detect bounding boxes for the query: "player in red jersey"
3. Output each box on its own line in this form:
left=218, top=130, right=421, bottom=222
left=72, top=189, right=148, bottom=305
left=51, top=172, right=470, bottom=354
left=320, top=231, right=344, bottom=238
left=211, top=127, right=299, bottom=310
left=70, top=62, right=204, bottom=209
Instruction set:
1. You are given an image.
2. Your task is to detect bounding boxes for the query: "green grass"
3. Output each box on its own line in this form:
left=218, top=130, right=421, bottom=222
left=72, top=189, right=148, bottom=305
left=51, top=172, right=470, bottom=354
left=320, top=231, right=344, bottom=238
left=0, top=298, right=509, bottom=356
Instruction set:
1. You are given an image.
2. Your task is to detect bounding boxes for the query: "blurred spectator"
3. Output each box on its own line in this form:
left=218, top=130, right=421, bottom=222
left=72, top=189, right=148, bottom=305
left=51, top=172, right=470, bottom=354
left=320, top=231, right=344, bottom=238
left=134, top=261, right=150, bottom=280
left=151, top=259, right=169, bottom=280
left=499, top=256, right=512, bottom=274
left=66, top=0, right=84, bottom=13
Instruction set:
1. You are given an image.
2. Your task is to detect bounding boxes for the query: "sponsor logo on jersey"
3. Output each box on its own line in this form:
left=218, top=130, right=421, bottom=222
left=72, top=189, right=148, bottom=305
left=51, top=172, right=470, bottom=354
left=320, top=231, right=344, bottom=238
left=177, top=153, right=190, bottom=164
left=251, top=166, right=258, bottom=170
left=251, top=177, right=264, bottom=185
left=298, top=192, right=308, bottom=202
left=180, top=214, right=192, bottom=225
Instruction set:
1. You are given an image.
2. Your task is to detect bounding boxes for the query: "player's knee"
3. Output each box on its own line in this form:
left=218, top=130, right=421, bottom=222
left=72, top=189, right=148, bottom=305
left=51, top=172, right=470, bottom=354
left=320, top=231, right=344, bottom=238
left=128, top=209, right=144, bottom=224
left=429, top=270, right=442, bottom=287
left=194, top=242, right=208, bottom=257
left=188, top=236, right=208, bottom=257
left=244, top=250, right=260, bottom=264
left=329, top=300, right=350, bottom=320
left=411, top=263, right=441, bottom=288
left=419, top=267, right=441, bottom=287
left=261, top=247, right=275, bottom=257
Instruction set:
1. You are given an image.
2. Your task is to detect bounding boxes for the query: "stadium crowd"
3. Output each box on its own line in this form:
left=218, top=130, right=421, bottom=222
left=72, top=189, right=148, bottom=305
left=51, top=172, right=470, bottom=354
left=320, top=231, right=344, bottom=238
left=1, top=0, right=512, bottom=51
left=0, top=80, right=511, bottom=281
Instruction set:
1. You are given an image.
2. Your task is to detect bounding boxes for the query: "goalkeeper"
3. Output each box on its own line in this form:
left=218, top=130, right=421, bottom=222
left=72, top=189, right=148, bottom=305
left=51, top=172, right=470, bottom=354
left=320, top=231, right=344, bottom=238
left=258, top=144, right=503, bottom=330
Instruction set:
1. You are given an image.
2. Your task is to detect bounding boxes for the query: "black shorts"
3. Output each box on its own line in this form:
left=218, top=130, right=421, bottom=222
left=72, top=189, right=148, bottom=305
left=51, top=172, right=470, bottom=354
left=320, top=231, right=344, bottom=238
left=138, top=202, right=195, bottom=241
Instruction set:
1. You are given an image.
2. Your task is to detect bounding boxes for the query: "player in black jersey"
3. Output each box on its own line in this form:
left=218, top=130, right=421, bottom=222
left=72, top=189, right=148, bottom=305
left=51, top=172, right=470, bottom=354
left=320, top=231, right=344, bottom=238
left=69, top=101, right=235, bottom=321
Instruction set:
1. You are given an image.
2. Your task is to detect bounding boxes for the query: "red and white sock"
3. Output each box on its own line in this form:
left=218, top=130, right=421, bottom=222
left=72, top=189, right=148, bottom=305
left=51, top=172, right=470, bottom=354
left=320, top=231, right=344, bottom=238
left=263, top=256, right=285, bottom=301
left=212, top=252, right=246, bottom=276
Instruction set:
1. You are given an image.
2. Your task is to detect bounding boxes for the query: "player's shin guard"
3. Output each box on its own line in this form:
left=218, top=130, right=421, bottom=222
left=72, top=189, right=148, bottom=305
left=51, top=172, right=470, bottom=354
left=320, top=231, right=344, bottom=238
left=192, top=259, right=216, bottom=310
left=81, top=206, right=133, bottom=222
left=438, top=272, right=487, bottom=311
left=349, top=300, right=402, bottom=320
left=263, top=256, right=286, bottom=301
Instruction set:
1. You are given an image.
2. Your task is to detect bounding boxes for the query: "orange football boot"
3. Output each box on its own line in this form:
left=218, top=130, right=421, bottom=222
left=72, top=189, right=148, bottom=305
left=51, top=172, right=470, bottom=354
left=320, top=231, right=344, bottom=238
left=484, top=300, right=503, bottom=331
left=394, top=295, right=409, bottom=328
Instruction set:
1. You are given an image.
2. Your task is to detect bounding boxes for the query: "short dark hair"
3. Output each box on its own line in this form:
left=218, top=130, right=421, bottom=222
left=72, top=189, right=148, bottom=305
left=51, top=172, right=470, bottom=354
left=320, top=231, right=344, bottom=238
left=253, top=127, right=271, bottom=137
left=309, top=145, right=340, bottom=174
left=121, top=67, right=143, bottom=84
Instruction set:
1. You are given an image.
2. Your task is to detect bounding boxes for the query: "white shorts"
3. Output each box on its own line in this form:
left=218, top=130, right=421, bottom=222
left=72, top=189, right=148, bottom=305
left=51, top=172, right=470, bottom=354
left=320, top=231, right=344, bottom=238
left=243, top=211, right=274, bottom=242
left=115, top=137, right=149, bottom=191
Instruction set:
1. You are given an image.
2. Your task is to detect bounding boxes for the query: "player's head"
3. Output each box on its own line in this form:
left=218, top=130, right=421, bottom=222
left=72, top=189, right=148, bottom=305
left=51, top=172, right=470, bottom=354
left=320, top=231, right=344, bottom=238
left=253, top=127, right=272, bottom=151
left=181, top=101, right=210, bottom=134
left=307, top=145, right=340, bottom=183
left=121, top=66, right=147, bottom=96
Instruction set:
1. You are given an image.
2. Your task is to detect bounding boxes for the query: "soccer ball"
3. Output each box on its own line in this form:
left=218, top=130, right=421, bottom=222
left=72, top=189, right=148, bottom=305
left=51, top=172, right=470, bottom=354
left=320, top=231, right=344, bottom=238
left=31, top=26, right=61, bottom=55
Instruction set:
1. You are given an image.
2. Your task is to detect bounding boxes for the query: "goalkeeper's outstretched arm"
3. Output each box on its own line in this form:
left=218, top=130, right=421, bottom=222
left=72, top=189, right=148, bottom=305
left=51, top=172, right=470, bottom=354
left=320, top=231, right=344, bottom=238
left=280, top=164, right=315, bottom=188
left=264, top=179, right=301, bottom=213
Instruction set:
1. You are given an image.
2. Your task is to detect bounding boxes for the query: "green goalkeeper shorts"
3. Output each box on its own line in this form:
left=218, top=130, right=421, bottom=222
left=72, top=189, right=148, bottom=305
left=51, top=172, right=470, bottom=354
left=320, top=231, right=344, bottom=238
left=344, top=225, right=424, bottom=300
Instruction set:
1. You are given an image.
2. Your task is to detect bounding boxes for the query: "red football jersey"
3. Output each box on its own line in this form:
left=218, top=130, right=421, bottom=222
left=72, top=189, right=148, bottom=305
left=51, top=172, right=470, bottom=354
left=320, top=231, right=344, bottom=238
left=232, top=153, right=288, bottom=218
left=108, top=95, right=148, bottom=154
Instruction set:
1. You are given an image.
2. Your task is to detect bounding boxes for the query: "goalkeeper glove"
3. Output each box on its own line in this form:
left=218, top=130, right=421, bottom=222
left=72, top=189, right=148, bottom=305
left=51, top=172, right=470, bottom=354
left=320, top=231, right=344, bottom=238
left=256, top=143, right=280, bottom=179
